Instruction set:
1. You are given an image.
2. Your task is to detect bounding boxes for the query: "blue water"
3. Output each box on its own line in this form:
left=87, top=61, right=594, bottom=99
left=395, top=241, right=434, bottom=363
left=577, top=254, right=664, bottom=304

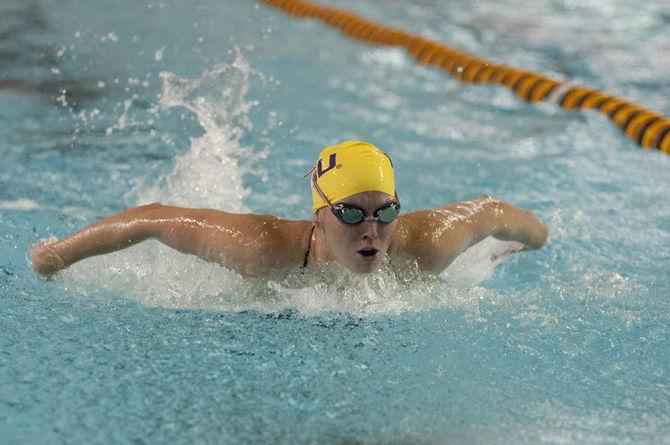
left=2, top=0, right=669, bottom=443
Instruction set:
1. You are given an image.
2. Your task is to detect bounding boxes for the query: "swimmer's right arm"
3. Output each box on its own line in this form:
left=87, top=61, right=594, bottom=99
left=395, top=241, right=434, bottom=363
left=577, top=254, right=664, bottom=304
left=31, top=203, right=302, bottom=278
left=31, top=203, right=165, bottom=277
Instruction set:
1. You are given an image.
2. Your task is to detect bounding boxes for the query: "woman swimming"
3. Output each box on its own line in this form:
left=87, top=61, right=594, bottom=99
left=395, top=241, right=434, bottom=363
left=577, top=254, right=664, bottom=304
left=30, top=141, right=548, bottom=278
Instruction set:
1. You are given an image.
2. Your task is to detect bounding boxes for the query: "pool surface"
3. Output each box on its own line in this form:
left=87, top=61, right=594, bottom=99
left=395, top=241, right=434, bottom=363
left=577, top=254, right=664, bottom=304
left=1, top=0, right=669, bottom=443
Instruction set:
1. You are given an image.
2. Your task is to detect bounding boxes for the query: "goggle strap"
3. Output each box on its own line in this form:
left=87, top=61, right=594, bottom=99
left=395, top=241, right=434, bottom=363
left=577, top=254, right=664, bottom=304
left=303, top=166, right=315, bottom=180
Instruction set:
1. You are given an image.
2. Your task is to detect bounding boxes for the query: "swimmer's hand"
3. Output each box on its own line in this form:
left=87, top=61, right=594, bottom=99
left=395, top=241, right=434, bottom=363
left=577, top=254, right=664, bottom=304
left=489, top=198, right=549, bottom=251
left=31, top=240, right=66, bottom=278
left=446, top=195, right=549, bottom=252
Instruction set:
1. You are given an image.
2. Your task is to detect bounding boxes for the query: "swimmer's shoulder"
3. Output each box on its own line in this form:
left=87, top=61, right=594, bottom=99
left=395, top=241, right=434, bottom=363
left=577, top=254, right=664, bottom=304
left=250, top=215, right=313, bottom=269
left=389, top=210, right=435, bottom=259
left=390, top=208, right=469, bottom=273
left=392, top=198, right=492, bottom=252
left=190, top=210, right=312, bottom=273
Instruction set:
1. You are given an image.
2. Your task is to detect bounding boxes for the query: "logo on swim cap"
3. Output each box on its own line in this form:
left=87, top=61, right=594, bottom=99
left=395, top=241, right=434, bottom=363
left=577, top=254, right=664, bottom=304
left=310, top=141, right=395, bottom=213
left=317, top=153, right=337, bottom=178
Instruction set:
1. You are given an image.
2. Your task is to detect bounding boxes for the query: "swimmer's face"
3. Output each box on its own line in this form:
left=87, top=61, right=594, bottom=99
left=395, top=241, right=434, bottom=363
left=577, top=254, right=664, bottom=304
left=314, top=191, right=398, bottom=273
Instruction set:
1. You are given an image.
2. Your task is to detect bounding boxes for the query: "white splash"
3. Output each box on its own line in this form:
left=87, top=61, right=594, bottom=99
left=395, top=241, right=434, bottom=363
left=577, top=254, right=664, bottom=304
left=259, top=264, right=503, bottom=316
left=60, top=55, right=258, bottom=306
left=131, top=57, right=256, bottom=210
left=443, top=236, right=524, bottom=287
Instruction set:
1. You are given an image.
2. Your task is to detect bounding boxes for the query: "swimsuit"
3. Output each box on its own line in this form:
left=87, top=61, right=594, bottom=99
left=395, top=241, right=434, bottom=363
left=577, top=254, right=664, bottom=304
left=302, top=225, right=315, bottom=268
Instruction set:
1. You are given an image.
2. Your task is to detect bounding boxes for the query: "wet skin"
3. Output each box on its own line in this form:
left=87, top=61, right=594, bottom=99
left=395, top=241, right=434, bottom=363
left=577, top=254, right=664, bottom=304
left=31, top=192, right=549, bottom=278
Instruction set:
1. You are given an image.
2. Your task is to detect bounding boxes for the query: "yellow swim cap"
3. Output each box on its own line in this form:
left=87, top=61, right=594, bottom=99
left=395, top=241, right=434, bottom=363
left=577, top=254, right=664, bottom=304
left=310, top=140, right=395, bottom=213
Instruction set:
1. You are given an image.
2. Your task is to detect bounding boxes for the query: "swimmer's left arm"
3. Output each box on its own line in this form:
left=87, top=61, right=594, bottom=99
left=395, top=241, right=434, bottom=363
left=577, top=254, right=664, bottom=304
left=399, top=196, right=548, bottom=273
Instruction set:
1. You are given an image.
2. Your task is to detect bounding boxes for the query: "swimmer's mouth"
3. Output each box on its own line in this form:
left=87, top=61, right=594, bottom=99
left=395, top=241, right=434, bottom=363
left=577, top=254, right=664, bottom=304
left=357, top=248, right=379, bottom=258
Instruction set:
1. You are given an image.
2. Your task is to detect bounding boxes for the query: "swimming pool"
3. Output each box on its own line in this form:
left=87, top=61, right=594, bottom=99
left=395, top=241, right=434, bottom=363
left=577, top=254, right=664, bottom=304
left=1, top=0, right=669, bottom=443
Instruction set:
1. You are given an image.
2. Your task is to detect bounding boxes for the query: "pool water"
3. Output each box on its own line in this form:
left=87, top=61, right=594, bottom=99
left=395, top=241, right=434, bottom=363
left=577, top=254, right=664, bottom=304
left=1, top=0, right=669, bottom=443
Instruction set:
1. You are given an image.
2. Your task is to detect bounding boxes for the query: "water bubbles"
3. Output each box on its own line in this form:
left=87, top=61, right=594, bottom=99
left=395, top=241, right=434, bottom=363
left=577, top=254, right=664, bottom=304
left=154, top=46, right=166, bottom=62
left=55, top=90, right=68, bottom=107
left=100, top=32, right=119, bottom=43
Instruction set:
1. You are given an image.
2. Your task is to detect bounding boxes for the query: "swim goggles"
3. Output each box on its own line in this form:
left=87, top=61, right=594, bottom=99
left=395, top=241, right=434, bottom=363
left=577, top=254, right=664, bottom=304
left=310, top=171, right=401, bottom=225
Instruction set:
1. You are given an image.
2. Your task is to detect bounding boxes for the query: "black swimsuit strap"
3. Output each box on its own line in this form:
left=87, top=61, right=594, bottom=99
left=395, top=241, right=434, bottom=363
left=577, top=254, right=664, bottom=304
left=302, top=224, right=315, bottom=268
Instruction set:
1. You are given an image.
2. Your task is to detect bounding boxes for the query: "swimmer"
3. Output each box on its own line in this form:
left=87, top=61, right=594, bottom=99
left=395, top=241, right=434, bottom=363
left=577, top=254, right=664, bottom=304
left=30, top=141, right=548, bottom=279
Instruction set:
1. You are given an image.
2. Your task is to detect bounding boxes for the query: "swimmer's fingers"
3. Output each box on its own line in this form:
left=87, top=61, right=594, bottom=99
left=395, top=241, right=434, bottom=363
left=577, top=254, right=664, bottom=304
left=30, top=240, right=66, bottom=278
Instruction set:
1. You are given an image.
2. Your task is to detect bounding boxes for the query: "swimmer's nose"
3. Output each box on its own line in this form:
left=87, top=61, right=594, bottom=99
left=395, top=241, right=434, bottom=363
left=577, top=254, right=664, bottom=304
left=361, top=219, right=379, bottom=239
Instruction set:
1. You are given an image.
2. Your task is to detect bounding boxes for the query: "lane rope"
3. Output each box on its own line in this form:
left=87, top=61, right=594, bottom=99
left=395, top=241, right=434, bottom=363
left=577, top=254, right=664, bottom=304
left=261, top=0, right=670, bottom=154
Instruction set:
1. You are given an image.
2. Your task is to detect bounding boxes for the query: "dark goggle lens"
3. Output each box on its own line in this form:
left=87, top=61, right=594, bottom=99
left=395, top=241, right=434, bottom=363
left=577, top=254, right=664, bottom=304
left=376, top=204, right=400, bottom=223
left=339, top=208, right=365, bottom=224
